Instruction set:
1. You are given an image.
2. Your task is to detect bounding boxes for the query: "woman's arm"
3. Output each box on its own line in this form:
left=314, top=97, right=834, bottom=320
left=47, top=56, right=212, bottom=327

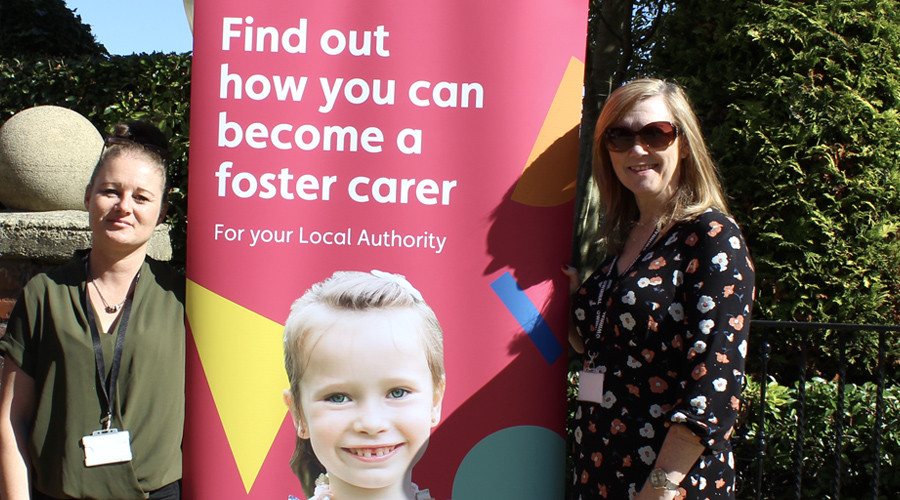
left=637, top=216, right=755, bottom=500
left=669, top=213, right=754, bottom=447
left=637, top=213, right=755, bottom=499
left=634, top=423, right=705, bottom=500
left=0, top=359, right=36, bottom=500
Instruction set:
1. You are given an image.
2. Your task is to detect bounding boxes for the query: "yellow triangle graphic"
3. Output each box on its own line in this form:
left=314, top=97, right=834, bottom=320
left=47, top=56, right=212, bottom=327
left=187, top=280, right=289, bottom=493
left=512, top=57, right=584, bottom=207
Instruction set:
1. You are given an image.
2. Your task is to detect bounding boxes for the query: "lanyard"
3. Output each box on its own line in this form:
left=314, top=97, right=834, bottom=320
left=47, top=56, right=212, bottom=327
left=84, top=259, right=139, bottom=430
left=591, top=227, right=660, bottom=342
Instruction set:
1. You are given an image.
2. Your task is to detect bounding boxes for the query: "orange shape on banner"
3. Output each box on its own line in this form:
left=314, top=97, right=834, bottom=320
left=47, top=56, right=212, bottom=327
left=512, top=57, right=584, bottom=207
left=187, top=280, right=289, bottom=492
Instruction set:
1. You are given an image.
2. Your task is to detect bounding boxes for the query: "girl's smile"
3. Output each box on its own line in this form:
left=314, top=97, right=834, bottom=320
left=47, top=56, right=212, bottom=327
left=345, top=444, right=403, bottom=461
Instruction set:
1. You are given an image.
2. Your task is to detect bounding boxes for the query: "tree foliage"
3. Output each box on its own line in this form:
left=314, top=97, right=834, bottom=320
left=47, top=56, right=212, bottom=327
left=649, top=0, right=900, bottom=379
left=0, top=0, right=107, bottom=58
left=0, top=1, right=190, bottom=263
left=574, top=0, right=675, bottom=273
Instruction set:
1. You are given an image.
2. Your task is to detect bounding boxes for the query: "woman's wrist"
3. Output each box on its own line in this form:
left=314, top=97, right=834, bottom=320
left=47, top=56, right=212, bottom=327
left=636, top=479, right=681, bottom=500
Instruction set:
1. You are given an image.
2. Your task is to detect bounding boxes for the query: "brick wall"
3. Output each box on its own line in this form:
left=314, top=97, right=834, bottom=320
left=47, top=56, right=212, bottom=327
left=0, top=258, right=56, bottom=337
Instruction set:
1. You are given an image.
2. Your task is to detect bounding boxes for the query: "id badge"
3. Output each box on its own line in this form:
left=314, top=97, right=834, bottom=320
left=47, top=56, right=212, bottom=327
left=577, top=370, right=605, bottom=404
left=82, top=429, right=132, bottom=467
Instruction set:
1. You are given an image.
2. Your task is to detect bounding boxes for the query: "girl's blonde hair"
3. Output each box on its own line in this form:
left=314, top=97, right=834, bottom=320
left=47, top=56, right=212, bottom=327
left=282, top=270, right=445, bottom=495
left=592, top=78, right=730, bottom=254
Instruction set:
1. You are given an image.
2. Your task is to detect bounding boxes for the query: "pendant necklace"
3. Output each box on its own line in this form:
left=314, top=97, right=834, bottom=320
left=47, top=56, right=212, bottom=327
left=85, top=253, right=141, bottom=315
left=91, top=278, right=127, bottom=314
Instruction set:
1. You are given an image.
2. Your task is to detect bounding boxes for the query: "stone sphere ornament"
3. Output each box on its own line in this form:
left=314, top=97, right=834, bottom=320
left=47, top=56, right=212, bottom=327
left=0, top=106, right=103, bottom=211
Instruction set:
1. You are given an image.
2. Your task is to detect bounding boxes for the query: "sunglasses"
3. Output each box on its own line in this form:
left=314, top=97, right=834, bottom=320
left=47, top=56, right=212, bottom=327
left=603, top=121, right=679, bottom=153
left=102, top=136, right=169, bottom=163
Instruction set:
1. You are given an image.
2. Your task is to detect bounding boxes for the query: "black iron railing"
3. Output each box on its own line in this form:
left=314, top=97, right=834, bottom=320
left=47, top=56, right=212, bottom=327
left=741, top=320, right=898, bottom=500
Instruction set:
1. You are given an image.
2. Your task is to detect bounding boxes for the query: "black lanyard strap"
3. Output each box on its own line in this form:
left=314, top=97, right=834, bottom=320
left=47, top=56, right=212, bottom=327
left=86, top=299, right=132, bottom=429
left=84, top=257, right=140, bottom=429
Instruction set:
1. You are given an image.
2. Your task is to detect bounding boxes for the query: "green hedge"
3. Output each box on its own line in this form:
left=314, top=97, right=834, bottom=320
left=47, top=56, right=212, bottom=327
left=647, top=3, right=900, bottom=493
left=0, top=53, right=191, bottom=264
left=649, top=0, right=900, bottom=382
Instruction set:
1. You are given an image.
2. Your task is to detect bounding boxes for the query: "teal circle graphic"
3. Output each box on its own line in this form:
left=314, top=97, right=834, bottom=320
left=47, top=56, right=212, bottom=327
left=452, top=425, right=565, bottom=499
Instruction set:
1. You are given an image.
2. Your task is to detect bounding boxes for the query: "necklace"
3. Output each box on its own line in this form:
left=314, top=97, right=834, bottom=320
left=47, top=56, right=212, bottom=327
left=91, top=278, right=127, bottom=314
left=298, top=473, right=436, bottom=500
left=85, top=253, right=141, bottom=316
left=620, top=225, right=660, bottom=275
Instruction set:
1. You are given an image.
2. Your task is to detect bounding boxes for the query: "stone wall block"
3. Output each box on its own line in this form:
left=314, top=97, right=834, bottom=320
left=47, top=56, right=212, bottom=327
left=0, top=210, right=171, bottom=263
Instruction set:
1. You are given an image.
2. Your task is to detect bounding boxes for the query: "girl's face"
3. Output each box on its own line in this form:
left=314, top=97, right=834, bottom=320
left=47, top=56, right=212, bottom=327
left=293, top=307, right=443, bottom=496
left=607, top=95, right=687, bottom=216
left=84, top=155, right=166, bottom=254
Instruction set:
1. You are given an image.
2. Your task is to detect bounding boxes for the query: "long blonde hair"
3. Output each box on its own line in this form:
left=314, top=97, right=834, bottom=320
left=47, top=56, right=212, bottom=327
left=592, top=78, right=729, bottom=254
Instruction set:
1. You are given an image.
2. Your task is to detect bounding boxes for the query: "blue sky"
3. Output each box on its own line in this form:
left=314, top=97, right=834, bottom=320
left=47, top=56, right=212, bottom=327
left=63, top=0, right=193, bottom=55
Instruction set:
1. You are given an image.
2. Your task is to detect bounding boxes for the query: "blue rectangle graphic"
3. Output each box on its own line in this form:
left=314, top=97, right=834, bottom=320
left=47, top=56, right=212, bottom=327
left=490, top=271, right=563, bottom=364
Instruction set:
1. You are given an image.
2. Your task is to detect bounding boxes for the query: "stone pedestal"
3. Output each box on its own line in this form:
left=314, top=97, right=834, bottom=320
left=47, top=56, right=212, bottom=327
left=0, top=210, right=171, bottom=262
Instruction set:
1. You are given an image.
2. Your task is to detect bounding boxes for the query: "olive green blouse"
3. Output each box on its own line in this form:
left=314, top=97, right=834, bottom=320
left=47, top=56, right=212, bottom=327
left=1, top=250, right=185, bottom=499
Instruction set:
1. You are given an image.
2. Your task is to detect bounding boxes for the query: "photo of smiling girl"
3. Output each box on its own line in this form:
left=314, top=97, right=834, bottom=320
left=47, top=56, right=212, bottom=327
left=283, top=270, right=445, bottom=500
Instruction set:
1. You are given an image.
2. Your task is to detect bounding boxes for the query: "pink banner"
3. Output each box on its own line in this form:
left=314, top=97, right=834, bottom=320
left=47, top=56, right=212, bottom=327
left=185, top=1, right=586, bottom=497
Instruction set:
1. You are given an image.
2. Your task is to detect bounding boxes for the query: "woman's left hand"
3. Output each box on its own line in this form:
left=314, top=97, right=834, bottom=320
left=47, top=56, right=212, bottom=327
left=561, top=264, right=585, bottom=353
left=561, top=264, right=579, bottom=293
left=633, top=424, right=699, bottom=500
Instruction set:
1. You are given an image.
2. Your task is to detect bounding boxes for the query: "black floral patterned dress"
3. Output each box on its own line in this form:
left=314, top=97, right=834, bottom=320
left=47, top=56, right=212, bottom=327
left=570, top=209, right=755, bottom=500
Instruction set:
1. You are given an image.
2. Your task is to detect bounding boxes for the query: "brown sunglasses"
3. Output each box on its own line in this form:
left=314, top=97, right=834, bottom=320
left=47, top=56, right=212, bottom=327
left=603, top=121, right=679, bottom=153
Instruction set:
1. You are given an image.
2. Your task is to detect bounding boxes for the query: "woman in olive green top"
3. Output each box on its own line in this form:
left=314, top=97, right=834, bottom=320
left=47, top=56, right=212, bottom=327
left=0, top=122, right=185, bottom=500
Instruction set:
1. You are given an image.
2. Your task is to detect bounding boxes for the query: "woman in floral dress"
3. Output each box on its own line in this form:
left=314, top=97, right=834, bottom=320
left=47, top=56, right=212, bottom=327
left=564, top=79, right=755, bottom=500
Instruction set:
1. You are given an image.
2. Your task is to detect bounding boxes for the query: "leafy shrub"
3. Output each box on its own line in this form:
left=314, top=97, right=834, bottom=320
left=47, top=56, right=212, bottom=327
left=735, top=375, right=899, bottom=499
left=634, top=2, right=900, bottom=492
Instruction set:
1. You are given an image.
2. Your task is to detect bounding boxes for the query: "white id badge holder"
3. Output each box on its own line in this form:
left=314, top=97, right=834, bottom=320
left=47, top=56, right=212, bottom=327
left=82, top=428, right=133, bottom=467
left=577, top=370, right=605, bottom=404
